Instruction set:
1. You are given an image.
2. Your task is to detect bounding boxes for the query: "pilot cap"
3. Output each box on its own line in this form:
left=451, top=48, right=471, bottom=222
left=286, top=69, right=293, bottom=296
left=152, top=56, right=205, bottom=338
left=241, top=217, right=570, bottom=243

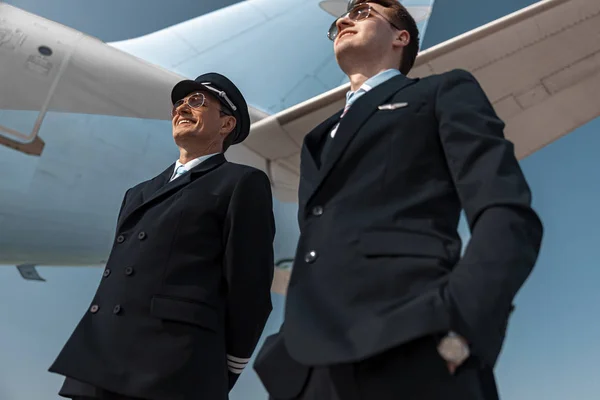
left=171, top=73, right=250, bottom=145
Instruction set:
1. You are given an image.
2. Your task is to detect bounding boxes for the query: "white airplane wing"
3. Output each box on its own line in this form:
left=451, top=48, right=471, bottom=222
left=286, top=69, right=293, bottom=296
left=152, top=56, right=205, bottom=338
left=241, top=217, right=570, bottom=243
left=0, top=3, right=269, bottom=122
left=3, top=0, right=599, bottom=204
left=245, top=0, right=600, bottom=203
left=0, top=3, right=268, bottom=163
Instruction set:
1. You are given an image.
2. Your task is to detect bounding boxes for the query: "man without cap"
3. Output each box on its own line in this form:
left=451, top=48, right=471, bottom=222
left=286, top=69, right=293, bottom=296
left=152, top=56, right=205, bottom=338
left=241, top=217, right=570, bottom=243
left=254, top=1, right=543, bottom=399
left=49, top=73, right=276, bottom=400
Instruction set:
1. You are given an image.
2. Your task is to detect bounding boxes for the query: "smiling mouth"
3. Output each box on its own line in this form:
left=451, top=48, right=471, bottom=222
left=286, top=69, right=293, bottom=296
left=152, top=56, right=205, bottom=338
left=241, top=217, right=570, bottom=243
left=177, top=119, right=196, bottom=126
left=337, top=31, right=355, bottom=40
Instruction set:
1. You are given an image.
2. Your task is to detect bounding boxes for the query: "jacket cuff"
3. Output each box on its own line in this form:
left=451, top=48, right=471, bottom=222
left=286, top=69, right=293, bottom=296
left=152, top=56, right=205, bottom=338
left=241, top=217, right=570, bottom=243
left=227, top=354, right=250, bottom=374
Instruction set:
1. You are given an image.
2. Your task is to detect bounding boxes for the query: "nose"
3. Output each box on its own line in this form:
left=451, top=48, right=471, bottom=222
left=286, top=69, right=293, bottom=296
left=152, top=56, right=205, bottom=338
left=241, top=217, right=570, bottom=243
left=173, top=101, right=192, bottom=118
left=336, top=14, right=354, bottom=35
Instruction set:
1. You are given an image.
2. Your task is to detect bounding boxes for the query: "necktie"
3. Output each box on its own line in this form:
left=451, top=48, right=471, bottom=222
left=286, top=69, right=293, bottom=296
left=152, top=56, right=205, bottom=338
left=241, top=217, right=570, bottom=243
left=340, top=102, right=351, bottom=118
left=330, top=103, right=350, bottom=138
left=171, top=165, right=187, bottom=181
left=330, top=91, right=359, bottom=138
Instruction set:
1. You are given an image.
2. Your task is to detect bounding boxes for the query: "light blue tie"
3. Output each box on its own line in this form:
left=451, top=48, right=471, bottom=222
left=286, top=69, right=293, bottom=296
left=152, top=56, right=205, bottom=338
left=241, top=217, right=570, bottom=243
left=171, top=165, right=187, bottom=181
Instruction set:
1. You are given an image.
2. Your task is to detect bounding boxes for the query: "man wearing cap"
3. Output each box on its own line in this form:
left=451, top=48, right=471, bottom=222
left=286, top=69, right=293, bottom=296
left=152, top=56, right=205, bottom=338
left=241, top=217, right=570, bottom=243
left=49, top=73, right=276, bottom=400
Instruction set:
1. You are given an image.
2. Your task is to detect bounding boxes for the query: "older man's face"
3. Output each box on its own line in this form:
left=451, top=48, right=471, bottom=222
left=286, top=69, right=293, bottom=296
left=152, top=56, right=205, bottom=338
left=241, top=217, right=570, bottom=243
left=171, top=91, right=232, bottom=145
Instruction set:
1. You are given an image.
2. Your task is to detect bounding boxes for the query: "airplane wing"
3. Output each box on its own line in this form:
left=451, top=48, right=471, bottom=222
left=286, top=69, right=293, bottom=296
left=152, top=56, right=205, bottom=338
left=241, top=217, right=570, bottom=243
left=3, top=0, right=599, bottom=203
left=0, top=3, right=269, bottom=158
left=244, top=0, right=600, bottom=202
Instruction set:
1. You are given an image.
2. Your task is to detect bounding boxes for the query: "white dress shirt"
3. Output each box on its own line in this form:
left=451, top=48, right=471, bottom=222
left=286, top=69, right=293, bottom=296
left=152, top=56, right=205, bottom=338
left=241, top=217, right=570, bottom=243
left=169, top=153, right=220, bottom=182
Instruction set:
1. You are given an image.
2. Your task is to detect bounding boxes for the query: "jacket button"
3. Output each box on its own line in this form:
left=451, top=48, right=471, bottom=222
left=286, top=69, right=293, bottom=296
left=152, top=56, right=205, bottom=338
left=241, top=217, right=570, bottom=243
left=304, top=251, right=318, bottom=263
left=103, top=268, right=111, bottom=278
left=311, top=206, right=324, bottom=216
left=113, top=305, right=122, bottom=315
left=90, top=305, right=99, bottom=313
left=124, top=267, right=134, bottom=276
left=116, top=235, right=125, bottom=244
left=137, top=232, right=147, bottom=240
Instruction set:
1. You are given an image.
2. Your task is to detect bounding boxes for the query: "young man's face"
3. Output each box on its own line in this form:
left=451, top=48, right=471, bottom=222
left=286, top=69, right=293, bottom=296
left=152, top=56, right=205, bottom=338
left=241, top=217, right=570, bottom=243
left=333, top=2, right=399, bottom=64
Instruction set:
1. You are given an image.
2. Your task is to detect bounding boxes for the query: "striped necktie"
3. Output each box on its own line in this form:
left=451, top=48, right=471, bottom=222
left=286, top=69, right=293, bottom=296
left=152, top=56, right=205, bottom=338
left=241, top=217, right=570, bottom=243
left=330, top=103, right=351, bottom=138
left=340, top=102, right=351, bottom=118
left=331, top=91, right=360, bottom=138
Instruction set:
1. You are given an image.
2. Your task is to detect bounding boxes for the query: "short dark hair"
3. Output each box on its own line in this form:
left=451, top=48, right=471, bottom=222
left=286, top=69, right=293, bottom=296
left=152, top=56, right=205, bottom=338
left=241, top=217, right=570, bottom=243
left=354, top=0, right=420, bottom=74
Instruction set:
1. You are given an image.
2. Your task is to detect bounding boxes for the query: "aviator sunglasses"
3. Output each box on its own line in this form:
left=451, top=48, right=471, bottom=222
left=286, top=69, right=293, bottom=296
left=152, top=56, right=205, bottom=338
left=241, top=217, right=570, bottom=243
left=171, top=92, right=233, bottom=118
left=327, top=2, right=403, bottom=41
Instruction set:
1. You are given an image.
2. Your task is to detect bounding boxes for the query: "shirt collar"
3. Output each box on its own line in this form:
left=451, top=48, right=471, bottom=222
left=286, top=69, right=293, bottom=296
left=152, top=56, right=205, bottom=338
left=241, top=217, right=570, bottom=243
left=345, top=69, right=402, bottom=105
left=174, top=152, right=220, bottom=173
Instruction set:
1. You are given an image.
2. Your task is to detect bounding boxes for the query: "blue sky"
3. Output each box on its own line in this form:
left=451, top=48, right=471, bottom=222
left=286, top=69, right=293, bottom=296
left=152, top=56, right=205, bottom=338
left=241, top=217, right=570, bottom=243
left=2, top=0, right=600, bottom=399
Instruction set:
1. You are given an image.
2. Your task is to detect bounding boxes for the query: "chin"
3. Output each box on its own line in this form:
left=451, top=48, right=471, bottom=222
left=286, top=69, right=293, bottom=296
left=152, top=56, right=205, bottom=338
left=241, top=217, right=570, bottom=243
left=337, top=35, right=364, bottom=50
left=334, top=43, right=350, bottom=58
left=174, top=123, right=197, bottom=132
left=335, top=43, right=363, bottom=64
left=173, top=129, right=196, bottom=141
left=172, top=127, right=185, bottom=137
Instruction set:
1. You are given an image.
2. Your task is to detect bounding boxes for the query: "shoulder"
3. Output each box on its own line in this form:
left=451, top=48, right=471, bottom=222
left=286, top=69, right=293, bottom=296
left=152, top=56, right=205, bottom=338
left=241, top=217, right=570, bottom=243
left=126, top=180, right=149, bottom=198
left=130, top=179, right=151, bottom=191
left=418, top=68, right=476, bottom=82
left=125, top=163, right=174, bottom=198
left=222, top=161, right=267, bottom=177
left=222, top=162, right=271, bottom=186
left=419, top=68, right=477, bottom=85
left=221, top=162, right=273, bottom=205
left=133, top=166, right=171, bottom=189
left=413, top=70, right=490, bottom=107
left=416, top=68, right=480, bottom=90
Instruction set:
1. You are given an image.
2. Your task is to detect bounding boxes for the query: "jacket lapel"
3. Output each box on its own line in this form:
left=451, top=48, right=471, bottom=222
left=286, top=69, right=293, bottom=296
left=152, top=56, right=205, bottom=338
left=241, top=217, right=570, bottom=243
left=303, top=111, right=343, bottom=170
left=298, top=112, right=343, bottom=197
left=141, top=164, right=173, bottom=203
left=115, top=164, right=172, bottom=229
left=144, top=153, right=226, bottom=206
left=306, top=74, right=417, bottom=204
left=119, top=154, right=226, bottom=229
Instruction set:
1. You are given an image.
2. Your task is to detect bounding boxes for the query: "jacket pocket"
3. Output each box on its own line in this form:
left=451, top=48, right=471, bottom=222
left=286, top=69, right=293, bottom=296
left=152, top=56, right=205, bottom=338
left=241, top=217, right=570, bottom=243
left=150, top=295, right=219, bottom=332
left=358, top=228, right=449, bottom=260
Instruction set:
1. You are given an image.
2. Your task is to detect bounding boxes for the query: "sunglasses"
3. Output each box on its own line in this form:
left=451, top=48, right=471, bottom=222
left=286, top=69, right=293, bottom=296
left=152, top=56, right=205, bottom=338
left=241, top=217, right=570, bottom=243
left=327, top=2, right=402, bottom=41
left=171, top=92, right=232, bottom=118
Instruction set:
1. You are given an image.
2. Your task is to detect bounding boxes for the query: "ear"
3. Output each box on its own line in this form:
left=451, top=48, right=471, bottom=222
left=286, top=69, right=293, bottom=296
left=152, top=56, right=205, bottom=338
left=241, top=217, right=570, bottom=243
left=220, top=115, right=237, bottom=136
left=392, top=30, right=410, bottom=50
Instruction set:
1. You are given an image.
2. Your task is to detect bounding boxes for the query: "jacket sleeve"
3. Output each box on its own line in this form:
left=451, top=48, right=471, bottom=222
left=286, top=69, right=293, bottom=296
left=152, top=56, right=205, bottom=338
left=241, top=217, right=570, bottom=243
left=223, top=169, right=275, bottom=389
left=435, top=69, right=543, bottom=367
